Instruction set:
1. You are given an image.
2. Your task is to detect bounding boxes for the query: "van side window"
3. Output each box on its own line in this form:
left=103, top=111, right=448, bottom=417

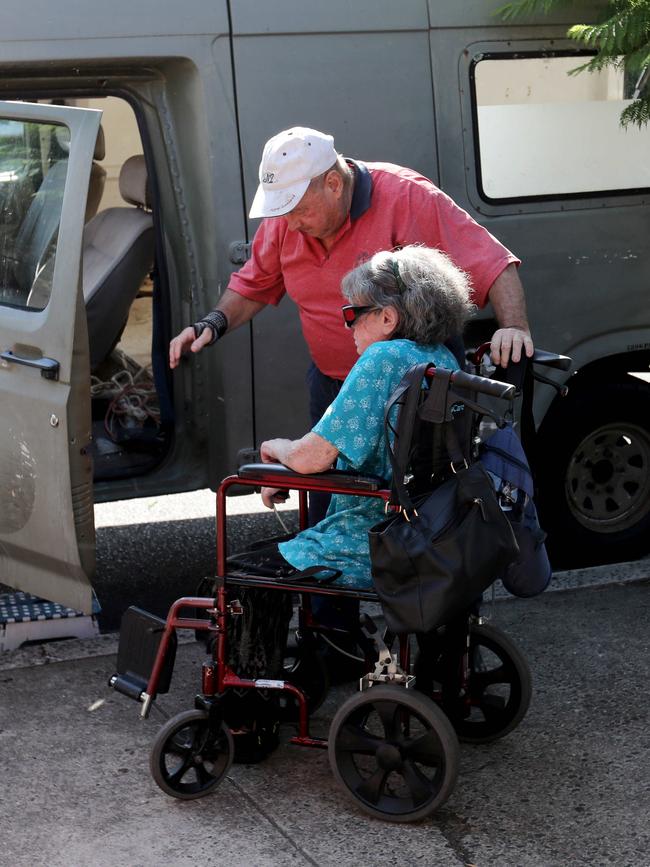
left=0, top=120, right=69, bottom=311
left=472, top=54, right=650, bottom=201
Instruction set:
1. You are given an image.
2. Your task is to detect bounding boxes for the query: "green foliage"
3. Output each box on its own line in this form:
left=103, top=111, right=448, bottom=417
left=621, top=94, right=650, bottom=123
left=497, top=0, right=566, bottom=20
left=498, top=0, right=650, bottom=126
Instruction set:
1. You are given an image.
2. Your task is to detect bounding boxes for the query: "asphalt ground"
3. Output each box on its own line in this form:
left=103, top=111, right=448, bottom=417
left=0, top=490, right=649, bottom=866
left=1, top=579, right=649, bottom=866
left=91, top=489, right=301, bottom=631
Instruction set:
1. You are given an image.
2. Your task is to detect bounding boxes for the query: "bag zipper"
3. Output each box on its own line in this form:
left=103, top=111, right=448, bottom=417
left=472, top=497, right=488, bottom=521
left=427, top=496, right=487, bottom=542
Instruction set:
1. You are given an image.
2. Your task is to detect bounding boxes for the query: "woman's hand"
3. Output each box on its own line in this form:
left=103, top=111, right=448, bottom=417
left=259, top=440, right=293, bottom=508
left=261, top=487, right=289, bottom=509
left=260, top=433, right=338, bottom=473
left=260, top=438, right=289, bottom=463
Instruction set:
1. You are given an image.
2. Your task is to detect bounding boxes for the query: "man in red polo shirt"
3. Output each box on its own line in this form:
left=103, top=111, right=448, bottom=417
left=170, top=125, right=531, bottom=362
left=170, top=127, right=534, bottom=662
left=169, top=126, right=533, bottom=512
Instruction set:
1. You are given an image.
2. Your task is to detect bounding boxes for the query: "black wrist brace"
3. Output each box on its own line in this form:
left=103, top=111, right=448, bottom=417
left=193, top=310, right=229, bottom=345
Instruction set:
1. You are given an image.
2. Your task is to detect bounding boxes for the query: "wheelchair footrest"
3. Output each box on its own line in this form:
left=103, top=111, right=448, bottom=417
left=109, top=672, right=148, bottom=702
left=113, top=606, right=177, bottom=696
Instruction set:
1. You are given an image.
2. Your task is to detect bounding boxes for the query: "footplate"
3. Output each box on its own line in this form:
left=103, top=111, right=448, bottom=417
left=109, top=607, right=177, bottom=704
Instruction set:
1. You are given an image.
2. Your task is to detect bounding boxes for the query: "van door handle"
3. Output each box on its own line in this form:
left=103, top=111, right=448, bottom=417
left=1, top=350, right=60, bottom=380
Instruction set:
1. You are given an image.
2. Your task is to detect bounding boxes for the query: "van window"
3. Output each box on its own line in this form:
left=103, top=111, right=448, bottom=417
left=1, top=94, right=166, bottom=484
left=0, top=119, right=69, bottom=311
left=472, top=55, right=650, bottom=201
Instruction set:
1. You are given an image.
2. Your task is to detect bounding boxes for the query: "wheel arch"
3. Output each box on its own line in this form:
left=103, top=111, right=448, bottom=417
left=533, top=348, right=650, bottom=565
left=536, top=344, right=650, bottom=434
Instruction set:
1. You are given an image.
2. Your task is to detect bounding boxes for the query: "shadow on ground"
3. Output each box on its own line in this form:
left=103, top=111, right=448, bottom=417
left=94, top=509, right=300, bottom=631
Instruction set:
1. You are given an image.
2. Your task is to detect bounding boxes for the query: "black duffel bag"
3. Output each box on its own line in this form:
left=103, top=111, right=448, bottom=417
left=369, top=363, right=519, bottom=634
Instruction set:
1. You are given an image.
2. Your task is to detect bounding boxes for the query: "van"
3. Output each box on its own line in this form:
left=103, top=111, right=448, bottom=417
left=1, top=0, right=649, bottom=614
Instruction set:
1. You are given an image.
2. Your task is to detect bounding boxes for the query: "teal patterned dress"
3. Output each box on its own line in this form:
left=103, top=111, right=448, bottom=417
left=279, top=338, right=459, bottom=588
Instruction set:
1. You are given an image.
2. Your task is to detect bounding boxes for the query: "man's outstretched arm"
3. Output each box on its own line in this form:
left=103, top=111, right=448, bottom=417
left=169, top=288, right=265, bottom=369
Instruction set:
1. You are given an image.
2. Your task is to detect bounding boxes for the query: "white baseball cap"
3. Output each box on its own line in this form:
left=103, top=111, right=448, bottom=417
left=249, top=127, right=338, bottom=219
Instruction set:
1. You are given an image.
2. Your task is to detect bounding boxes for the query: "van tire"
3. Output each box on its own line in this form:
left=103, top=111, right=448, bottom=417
left=537, top=382, right=650, bottom=567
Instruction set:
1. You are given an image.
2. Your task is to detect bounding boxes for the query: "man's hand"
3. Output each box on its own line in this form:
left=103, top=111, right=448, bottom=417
left=490, top=326, right=534, bottom=368
left=169, top=326, right=212, bottom=370
left=486, top=264, right=534, bottom=367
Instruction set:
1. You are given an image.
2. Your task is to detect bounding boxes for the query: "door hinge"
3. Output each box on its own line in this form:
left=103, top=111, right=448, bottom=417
left=229, top=241, right=252, bottom=266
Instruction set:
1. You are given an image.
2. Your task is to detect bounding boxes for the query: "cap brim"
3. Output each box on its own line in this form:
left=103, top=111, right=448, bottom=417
left=248, top=178, right=311, bottom=219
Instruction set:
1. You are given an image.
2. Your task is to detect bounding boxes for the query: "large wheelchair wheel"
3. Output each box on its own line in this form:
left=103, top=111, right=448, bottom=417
left=328, top=684, right=459, bottom=822
left=150, top=709, right=233, bottom=800
left=424, top=622, right=532, bottom=745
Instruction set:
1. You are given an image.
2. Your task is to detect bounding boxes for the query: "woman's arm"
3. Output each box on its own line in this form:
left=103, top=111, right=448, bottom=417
left=260, top=432, right=338, bottom=474
left=259, top=432, right=339, bottom=508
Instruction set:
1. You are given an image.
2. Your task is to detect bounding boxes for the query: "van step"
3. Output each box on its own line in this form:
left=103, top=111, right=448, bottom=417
left=0, top=591, right=100, bottom=652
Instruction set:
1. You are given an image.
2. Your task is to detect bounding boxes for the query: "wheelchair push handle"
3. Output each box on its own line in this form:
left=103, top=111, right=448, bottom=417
left=471, top=341, right=571, bottom=371
left=445, top=367, right=516, bottom=401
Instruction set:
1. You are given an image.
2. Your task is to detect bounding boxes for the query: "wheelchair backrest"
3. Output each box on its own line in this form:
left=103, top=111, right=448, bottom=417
left=387, top=363, right=515, bottom=507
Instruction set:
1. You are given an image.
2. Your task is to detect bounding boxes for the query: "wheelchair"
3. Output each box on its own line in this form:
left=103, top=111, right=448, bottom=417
left=110, top=346, right=571, bottom=822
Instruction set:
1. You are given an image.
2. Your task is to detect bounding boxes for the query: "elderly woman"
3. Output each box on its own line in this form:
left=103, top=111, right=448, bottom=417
left=225, top=245, right=474, bottom=759
left=258, top=244, right=474, bottom=581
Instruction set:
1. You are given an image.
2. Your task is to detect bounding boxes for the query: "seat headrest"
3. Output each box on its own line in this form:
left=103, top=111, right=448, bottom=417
left=119, top=154, right=150, bottom=209
left=93, top=125, right=106, bottom=161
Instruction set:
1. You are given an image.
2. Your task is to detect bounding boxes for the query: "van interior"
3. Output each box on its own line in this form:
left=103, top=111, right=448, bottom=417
left=0, top=96, right=170, bottom=483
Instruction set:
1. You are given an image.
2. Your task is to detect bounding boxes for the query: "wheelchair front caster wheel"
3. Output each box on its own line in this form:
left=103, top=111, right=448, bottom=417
left=150, top=709, right=234, bottom=800
left=328, top=684, right=459, bottom=822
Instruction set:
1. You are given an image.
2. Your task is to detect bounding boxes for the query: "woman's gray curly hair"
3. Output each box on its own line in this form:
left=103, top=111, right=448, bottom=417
left=341, top=245, right=475, bottom=345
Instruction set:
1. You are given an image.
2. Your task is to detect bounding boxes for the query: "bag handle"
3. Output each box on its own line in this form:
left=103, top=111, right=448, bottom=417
left=383, top=362, right=430, bottom=512
left=384, top=363, right=471, bottom=513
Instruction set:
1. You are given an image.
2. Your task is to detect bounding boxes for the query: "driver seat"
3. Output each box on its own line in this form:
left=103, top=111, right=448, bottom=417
left=13, top=126, right=106, bottom=297
left=82, top=154, right=154, bottom=370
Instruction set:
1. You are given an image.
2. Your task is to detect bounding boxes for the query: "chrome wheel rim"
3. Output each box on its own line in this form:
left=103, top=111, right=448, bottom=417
left=565, top=423, right=650, bottom=533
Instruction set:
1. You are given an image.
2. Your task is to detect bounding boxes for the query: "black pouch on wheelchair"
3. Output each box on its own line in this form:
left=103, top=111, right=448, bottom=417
left=369, top=363, right=519, bottom=634
left=220, top=688, right=282, bottom=764
left=222, top=582, right=293, bottom=763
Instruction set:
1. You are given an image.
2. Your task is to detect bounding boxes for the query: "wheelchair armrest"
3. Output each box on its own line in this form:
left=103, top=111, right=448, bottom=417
left=238, top=463, right=386, bottom=492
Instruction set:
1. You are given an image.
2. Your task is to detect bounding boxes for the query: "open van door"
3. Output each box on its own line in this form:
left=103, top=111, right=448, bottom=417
left=0, top=101, right=101, bottom=615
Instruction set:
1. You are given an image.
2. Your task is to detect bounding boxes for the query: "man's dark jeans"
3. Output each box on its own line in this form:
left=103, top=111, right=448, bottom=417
left=306, top=362, right=344, bottom=525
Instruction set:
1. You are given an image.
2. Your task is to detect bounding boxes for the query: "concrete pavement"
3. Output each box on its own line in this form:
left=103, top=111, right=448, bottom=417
left=1, top=577, right=649, bottom=867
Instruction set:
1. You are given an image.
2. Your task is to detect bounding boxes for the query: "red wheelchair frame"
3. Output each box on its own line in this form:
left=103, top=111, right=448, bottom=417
left=142, top=470, right=391, bottom=748
left=110, top=349, right=570, bottom=821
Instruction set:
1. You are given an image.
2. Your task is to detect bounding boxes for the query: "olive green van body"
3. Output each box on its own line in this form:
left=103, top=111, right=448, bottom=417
left=0, top=1, right=648, bottom=612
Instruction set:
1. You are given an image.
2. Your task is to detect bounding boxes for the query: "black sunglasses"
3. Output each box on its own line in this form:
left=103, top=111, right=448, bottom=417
left=341, top=304, right=378, bottom=328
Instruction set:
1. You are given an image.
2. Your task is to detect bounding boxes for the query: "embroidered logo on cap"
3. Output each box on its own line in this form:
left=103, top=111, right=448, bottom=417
left=262, top=172, right=276, bottom=184
left=269, top=192, right=297, bottom=213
